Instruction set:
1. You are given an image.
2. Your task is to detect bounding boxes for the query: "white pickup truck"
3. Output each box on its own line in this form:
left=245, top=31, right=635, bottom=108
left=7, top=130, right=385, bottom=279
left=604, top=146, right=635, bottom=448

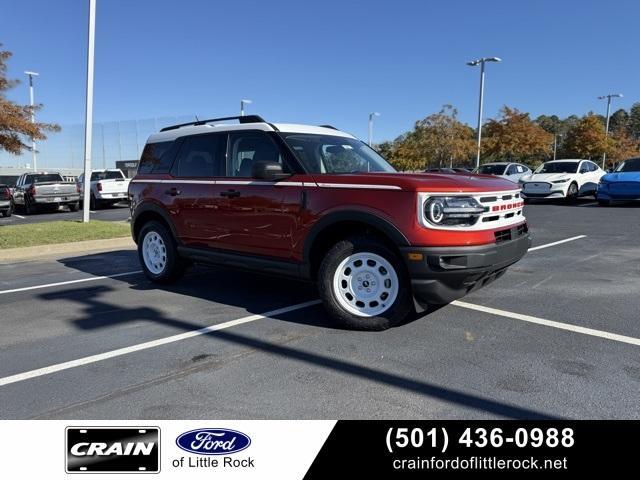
left=77, top=169, right=131, bottom=209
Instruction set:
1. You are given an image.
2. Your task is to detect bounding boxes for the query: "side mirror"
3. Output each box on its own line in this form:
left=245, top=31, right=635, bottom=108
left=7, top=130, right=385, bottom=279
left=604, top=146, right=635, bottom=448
left=251, top=161, right=291, bottom=181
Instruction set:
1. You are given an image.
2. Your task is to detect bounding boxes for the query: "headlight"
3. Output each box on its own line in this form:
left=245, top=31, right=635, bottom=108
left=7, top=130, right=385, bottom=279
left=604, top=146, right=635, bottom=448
left=551, top=178, right=569, bottom=184
left=422, top=196, right=484, bottom=227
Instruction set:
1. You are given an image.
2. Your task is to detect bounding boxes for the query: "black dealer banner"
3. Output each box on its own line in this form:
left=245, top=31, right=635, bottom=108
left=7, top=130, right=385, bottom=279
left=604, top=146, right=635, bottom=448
left=304, top=421, right=638, bottom=477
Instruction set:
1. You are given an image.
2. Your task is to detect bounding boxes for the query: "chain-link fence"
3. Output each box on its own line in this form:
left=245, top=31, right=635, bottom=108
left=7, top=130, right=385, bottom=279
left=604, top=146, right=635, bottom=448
left=0, top=115, right=197, bottom=170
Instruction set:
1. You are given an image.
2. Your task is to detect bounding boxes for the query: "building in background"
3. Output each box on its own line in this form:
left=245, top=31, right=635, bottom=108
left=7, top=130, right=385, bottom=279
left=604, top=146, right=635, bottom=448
left=115, top=160, right=139, bottom=178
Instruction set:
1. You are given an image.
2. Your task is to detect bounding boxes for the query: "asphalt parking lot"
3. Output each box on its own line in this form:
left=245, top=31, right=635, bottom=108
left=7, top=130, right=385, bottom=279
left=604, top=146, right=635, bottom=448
left=1, top=198, right=639, bottom=420
left=0, top=203, right=130, bottom=225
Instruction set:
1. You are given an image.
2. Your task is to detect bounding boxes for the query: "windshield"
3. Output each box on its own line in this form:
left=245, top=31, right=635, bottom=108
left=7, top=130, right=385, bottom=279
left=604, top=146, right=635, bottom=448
left=534, top=162, right=579, bottom=174
left=280, top=133, right=396, bottom=174
left=615, top=158, right=640, bottom=172
left=91, top=171, right=124, bottom=181
left=476, top=164, right=507, bottom=175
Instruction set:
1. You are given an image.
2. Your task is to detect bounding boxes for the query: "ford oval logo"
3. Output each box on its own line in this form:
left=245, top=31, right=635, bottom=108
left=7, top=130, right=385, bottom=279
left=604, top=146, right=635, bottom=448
left=176, top=428, right=251, bottom=455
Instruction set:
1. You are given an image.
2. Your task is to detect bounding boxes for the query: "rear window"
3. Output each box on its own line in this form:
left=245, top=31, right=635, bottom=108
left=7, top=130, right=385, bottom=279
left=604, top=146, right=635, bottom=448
left=91, top=171, right=124, bottom=181
left=25, top=174, right=63, bottom=184
left=172, top=134, right=226, bottom=178
left=138, top=141, right=175, bottom=174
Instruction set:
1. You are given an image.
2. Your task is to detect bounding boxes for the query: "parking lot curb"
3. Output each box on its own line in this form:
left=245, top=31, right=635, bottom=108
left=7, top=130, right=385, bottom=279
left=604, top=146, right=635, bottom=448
left=0, top=237, right=135, bottom=263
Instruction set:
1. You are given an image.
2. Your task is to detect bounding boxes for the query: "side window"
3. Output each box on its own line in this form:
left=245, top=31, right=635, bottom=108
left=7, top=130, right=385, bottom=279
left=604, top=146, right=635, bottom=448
left=516, top=165, right=525, bottom=173
left=506, top=164, right=518, bottom=175
left=173, top=134, right=226, bottom=178
left=138, top=141, right=175, bottom=174
left=589, top=162, right=598, bottom=171
left=227, top=132, right=287, bottom=177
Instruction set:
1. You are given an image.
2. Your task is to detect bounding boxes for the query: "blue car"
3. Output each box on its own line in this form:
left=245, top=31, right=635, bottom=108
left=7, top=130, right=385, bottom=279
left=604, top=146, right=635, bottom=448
left=597, top=157, right=640, bottom=206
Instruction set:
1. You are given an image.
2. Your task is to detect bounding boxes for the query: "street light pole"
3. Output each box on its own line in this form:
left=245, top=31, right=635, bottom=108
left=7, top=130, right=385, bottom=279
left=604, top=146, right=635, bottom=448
left=240, top=99, right=252, bottom=116
left=24, top=71, right=39, bottom=171
left=553, top=133, right=562, bottom=160
left=82, top=0, right=97, bottom=223
left=368, top=112, right=380, bottom=146
left=598, top=93, right=622, bottom=169
left=467, top=57, right=501, bottom=169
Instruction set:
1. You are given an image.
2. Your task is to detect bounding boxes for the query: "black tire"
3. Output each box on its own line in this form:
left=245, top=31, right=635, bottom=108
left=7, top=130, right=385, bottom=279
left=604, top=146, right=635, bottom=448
left=90, top=194, right=98, bottom=210
left=25, top=198, right=36, bottom=215
left=317, top=235, right=413, bottom=331
left=137, top=220, right=185, bottom=284
left=1, top=201, right=12, bottom=217
left=68, top=202, right=79, bottom=212
left=565, top=182, right=579, bottom=204
left=597, top=199, right=610, bottom=207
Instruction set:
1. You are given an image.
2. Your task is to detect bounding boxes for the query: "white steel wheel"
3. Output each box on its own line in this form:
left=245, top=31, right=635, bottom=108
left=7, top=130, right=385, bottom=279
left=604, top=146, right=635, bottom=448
left=332, top=252, right=399, bottom=317
left=142, top=230, right=167, bottom=275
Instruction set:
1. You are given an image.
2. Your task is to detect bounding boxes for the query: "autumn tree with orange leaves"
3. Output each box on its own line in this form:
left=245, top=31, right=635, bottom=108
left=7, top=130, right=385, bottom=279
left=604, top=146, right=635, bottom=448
left=482, top=106, right=553, bottom=162
left=561, top=114, right=608, bottom=161
left=0, top=45, right=59, bottom=155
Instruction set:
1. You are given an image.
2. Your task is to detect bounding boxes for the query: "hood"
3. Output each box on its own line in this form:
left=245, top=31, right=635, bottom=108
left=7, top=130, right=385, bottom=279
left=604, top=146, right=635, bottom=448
left=602, top=171, right=640, bottom=182
left=521, top=172, right=574, bottom=183
left=311, top=172, right=519, bottom=193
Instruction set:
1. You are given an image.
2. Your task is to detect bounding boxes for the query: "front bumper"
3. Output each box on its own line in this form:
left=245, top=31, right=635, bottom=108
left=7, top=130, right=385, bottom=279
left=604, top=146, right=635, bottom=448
left=0, top=200, right=10, bottom=209
left=597, top=186, right=640, bottom=200
left=521, top=189, right=566, bottom=199
left=400, top=229, right=531, bottom=305
left=521, top=182, right=568, bottom=199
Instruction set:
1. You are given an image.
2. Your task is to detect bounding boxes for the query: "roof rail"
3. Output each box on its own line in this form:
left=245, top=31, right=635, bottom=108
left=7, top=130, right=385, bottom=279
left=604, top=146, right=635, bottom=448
left=160, top=115, right=266, bottom=132
left=319, top=124, right=338, bottom=130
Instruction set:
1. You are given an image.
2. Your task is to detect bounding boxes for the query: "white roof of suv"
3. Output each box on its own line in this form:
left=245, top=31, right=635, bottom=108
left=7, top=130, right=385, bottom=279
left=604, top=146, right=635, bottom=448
left=148, top=116, right=356, bottom=143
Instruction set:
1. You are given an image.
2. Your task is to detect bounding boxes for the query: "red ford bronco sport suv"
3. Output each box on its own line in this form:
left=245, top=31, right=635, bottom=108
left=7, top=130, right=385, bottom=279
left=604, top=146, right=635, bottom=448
left=129, top=115, right=530, bottom=330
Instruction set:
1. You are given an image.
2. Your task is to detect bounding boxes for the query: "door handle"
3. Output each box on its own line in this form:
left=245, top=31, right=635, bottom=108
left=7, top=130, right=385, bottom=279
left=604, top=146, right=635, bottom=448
left=165, top=187, right=181, bottom=196
left=220, top=189, right=241, bottom=198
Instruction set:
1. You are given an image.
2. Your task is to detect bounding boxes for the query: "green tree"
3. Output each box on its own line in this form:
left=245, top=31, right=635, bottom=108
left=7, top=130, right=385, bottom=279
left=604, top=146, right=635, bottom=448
left=0, top=45, right=59, bottom=154
left=534, top=114, right=563, bottom=135
left=628, top=102, right=640, bottom=139
left=609, top=108, right=629, bottom=133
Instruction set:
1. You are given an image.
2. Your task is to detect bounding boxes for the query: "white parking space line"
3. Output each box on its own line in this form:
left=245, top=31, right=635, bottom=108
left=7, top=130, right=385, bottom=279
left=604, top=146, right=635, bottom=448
left=528, top=235, right=586, bottom=252
left=12, top=214, right=25, bottom=219
left=452, top=300, right=640, bottom=347
left=0, top=270, right=143, bottom=295
left=0, top=299, right=321, bottom=387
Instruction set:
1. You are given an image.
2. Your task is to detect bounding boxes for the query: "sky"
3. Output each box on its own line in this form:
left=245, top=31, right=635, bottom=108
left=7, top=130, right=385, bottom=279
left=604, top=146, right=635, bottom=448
left=1, top=0, right=639, bottom=167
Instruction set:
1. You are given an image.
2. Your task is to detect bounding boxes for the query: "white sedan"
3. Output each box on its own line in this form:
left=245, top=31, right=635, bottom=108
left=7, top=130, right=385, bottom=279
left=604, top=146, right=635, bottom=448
left=519, top=159, right=605, bottom=203
left=474, top=162, right=532, bottom=183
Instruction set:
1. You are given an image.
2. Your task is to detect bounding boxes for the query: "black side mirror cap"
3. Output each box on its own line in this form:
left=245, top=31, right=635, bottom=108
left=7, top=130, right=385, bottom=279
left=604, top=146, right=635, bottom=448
left=251, top=161, right=291, bottom=181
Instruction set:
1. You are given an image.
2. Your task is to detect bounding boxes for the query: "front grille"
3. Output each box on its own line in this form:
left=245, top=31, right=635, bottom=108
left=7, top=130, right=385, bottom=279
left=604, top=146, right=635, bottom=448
left=517, top=223, right=528, bottom=236
left=495, top=229, right=512, bottom=243
left=474, top=189, right=525, bottom=228
left=495, top=222, right=528, bottom=244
